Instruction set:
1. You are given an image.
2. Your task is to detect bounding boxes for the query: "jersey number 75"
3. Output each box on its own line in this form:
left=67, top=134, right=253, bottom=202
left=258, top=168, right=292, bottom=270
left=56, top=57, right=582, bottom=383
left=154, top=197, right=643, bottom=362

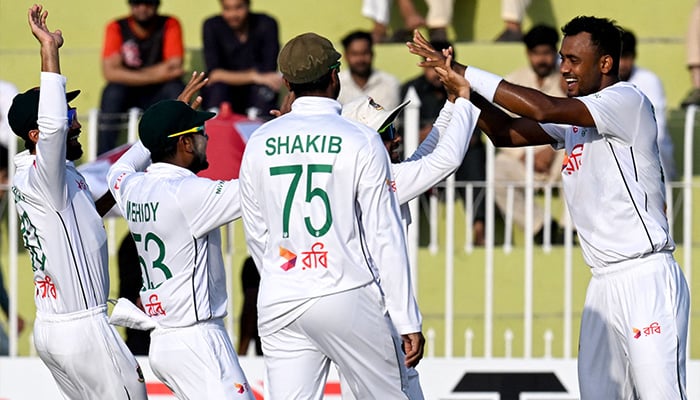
left=270, top=164, right=333, bottom=239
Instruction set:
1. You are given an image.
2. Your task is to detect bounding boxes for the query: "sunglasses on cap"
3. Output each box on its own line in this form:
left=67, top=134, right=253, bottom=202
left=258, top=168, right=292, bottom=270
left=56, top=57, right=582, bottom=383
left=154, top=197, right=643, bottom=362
left=167, top=125, right=208, bottom=139
left=67, top=108, right=77, bottom=124
left=378, top=123, right=396, bottom=141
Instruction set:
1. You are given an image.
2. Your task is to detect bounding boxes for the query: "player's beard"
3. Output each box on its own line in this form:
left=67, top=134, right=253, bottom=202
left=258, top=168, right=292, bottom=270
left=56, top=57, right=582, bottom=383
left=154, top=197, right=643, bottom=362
left=65, top=129, right=83, bottom=161
left=188, top=146, right=209, bottom=174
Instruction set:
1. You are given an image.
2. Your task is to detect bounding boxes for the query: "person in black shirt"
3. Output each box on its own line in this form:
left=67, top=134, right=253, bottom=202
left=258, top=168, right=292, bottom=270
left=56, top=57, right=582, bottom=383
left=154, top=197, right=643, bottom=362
left=202, top=0, right=282, bottom=117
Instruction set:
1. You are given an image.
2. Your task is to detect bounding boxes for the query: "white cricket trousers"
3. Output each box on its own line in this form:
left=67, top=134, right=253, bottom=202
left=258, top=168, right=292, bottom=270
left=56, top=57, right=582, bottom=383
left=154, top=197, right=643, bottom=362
left=149, top=318, right=254, bottom=400
left=261, top=283, right=411, bottom=399
left=578, top=251, right=689, bottom=399
left=34, top=305, right=147, bottom=400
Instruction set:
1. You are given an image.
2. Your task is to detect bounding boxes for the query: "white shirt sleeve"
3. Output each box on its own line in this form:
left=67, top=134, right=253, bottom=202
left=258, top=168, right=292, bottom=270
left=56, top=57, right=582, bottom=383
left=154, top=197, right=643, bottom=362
left=358, top=134, right=422, bottom=334
left=577, top=84, right=645, bottom=145
left=107, top=140, right=151, bottom=211
left=34, top=72, right=70, bottom=211
left=240, top=147, right=267, bottom=272
left=393, top=98, right=480, bottom=205
left=177, top=177, right=241, bottom=239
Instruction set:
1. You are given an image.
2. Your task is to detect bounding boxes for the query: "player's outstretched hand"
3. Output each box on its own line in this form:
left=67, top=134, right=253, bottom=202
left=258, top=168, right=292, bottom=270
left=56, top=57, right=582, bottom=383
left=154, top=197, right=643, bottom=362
left=406, top=29, right=445, bottom=69
left=402, top=332, right=425, bottom=368
left=436, top=50, right=470, bottom=101
left=28, top=4, right=63, bottom=49
left=269, top=91, right=295, bottom=118
left=177, top=71, right=208, bottom=109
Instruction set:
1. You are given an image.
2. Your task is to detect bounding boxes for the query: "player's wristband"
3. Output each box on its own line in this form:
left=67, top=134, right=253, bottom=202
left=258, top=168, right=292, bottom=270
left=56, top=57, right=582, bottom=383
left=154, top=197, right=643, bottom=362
left=464, top=66, right=503, bottom=103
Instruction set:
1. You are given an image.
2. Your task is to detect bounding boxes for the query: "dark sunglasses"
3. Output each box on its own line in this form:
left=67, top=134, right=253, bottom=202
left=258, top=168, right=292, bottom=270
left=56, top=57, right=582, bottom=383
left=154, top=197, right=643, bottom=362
left=378, top=123, right=396, bottom=141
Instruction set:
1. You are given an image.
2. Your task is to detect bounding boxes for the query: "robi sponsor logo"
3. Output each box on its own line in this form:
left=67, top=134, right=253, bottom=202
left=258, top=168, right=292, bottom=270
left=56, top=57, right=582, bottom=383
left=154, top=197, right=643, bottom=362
left=279, top=243, right=330, bottom=271
left=234, top=382, right=250, bottom=394
left=632, top=321, right=662, bottom=339
left=562, top=144, right=584, bottom=175
left=279, top=246, right=297, bottom=271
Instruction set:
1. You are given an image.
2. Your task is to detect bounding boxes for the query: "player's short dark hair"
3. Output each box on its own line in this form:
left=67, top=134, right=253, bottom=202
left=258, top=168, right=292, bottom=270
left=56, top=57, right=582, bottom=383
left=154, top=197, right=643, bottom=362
left=562, top=16, right=622, bottom=75
left=288, top=69, right=336, bottom=97
left=341, top=30, right=373, bottom=50
left=149, top=138, right=179, bottom=163
left=523, top=24, right=559, bottom=50
left=620, top=29, right=636, bottom=57
left=429, top=40, right=454, bottom=58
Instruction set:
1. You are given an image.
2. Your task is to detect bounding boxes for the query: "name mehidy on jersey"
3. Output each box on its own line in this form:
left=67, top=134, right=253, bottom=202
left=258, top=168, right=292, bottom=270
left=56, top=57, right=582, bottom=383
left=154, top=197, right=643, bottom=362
left=126, top=200, right=159, bottom=223
left=265, top=134, right=343, bottom=156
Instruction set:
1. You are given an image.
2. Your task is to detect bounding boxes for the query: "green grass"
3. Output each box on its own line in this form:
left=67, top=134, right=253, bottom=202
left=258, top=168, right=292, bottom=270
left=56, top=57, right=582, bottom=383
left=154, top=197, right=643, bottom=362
left=3, top=184, right=700, bottom=358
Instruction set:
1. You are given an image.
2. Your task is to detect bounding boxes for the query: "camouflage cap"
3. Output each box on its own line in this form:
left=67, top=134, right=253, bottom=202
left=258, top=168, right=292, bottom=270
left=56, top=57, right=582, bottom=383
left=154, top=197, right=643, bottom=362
left=278, top=33, right=341, bottom=84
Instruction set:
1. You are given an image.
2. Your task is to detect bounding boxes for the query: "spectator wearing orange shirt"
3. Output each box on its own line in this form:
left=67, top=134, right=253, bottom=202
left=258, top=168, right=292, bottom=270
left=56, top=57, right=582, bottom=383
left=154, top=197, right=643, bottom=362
left=98, top=0, right=185, bottom=155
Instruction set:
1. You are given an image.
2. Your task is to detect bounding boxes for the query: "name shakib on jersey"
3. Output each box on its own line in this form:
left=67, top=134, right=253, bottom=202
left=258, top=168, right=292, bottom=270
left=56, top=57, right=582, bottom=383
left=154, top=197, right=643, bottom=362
left=265, top=134, right=342, bottom=156
left=126, top=201, right=159, bottom=223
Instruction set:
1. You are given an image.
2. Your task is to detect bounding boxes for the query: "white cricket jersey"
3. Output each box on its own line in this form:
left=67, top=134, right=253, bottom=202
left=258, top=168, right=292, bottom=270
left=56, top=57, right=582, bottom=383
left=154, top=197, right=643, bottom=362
left=12, top=73, right=110, bottom=314
left=240, top=97, right=421, bottom=337
left=108, top=141, right=240, bottom=327
left=392, top=98, right=480, bottom=206
left=540, top=82, right=674, bottom=267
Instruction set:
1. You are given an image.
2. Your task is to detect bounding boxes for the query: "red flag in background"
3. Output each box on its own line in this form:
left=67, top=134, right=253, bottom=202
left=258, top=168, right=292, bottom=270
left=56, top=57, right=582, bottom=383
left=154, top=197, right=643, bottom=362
left=197, top=102, right=262, bottom=180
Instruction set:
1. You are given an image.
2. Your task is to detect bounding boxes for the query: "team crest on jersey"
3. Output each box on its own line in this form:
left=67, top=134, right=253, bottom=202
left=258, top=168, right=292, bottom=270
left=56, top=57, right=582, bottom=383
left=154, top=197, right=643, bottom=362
left=368, top=97, right=384, bottom=111
left=75, top=179, right=88, bottom=191
left=632, top=322, right=662, bottom=339
left=145, top=294, right=166, bottom=317
left=301, top=242, right=328, bottom=270
left=562, top=144, right=584, bottom=175
left=572, top=126, right=587, bottom=137
left=279, top=246, right=297, bottom=271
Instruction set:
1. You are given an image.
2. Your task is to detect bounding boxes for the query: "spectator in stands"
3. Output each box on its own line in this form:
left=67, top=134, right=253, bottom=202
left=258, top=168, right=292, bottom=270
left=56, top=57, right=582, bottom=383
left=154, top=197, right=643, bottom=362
left=202, top=0, right=282, bottom=117
left=498, top=24, right=566, bottom=244
left=361, top=0, right=425, bottom=43
left=682, top=0, right=700, bottom=106
left=0, top=81, right=19, bottom=148
left=337, top=31, right=401, bottom=109
left=98, top=0, right=185, bottom=155
left=0, top=144, right=25, bottom=356
left=401, top=41, right=486, bottom=245
left=620, top=29, right=676, bottom=181
left=238, top=256, right=262, bottom=356
left=495, top=0, right=532, bottom=42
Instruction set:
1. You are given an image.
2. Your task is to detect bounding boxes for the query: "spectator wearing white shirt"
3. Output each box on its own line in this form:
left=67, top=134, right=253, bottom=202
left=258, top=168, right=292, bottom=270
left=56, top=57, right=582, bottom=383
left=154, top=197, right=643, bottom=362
left=337, top=31, right=400, bottom=109
left=619, top=29, right=676, bottom=181
left=0, top=80, right=19, bottom=147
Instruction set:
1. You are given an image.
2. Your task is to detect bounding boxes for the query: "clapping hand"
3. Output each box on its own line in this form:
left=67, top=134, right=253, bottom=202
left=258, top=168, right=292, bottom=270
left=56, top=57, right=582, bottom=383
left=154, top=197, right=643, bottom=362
left=28, top=4, right=63, bottom=49
left=177, top=71, right=208, bottom=110
left=406, top=29, right=446, bottom=68
left=435, top=49, right=470, bottom=101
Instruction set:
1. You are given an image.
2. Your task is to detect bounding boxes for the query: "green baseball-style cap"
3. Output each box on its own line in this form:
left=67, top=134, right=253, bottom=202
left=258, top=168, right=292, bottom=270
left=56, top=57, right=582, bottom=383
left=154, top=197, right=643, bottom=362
left=278, top=32, right=341, bottom=84
left=138, top=100, right=215, bottom=153
left=8, top=88, right=80, bottom=140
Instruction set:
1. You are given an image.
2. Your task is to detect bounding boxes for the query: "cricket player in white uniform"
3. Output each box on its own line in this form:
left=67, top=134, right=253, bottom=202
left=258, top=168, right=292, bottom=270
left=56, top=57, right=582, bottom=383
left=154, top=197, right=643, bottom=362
left=240, top=32, right=424, bottom=399
left=339, top=56, right=480, bottom=400
left=107, top=98, right=254, bottom=399
left=409, top=16, right=689, bottom=399
left=8, top=6, right=147, bottom=399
